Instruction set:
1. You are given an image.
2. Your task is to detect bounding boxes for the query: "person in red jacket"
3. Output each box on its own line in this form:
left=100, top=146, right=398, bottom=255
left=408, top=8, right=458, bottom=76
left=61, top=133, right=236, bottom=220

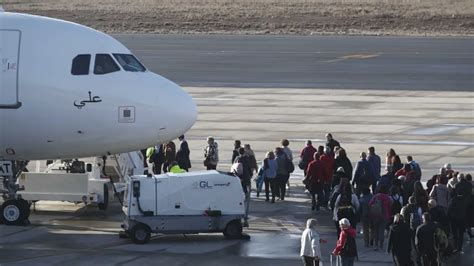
left=320, top=146, right=335, bottom=208
left=368, top=186, right=393, bottom=251
left=333, top=218, right=358, bottom=266
left=300, top=140, right=317, bottom=176
left=306, top=152, right=325, bottom=211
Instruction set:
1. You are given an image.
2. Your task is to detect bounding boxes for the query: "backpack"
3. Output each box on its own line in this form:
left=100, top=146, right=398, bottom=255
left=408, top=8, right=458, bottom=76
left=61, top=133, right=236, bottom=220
left=337, top=194, right=355, bottom=222
left=231, top=161, right=243, bottom=176
left=369, top=196, right=384, bottom=221
left=434, top=227, right=449, bottom=251
left=286, top=157, right=295, bottom=173
left=391, top=195, right=402, bottom=215
left=410, top=207, right=422, bottom=231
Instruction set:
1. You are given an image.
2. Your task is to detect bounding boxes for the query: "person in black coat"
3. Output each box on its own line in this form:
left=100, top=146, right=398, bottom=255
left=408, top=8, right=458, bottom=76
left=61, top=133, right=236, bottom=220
left=415, top=213, right=439, bottom=266
left=447, top=190, right=468, bottom=253
left=333, top=148, right=352, bottom=181
left=176, top=135, right=191, bottom=171
left=428, top=199, right=449, bottom=235
left=387, top=214, right=413, bottom=266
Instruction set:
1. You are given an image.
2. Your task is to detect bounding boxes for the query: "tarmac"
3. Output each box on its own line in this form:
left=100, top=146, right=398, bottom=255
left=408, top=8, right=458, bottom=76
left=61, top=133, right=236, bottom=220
left=1, top=35, right=473, bottom=265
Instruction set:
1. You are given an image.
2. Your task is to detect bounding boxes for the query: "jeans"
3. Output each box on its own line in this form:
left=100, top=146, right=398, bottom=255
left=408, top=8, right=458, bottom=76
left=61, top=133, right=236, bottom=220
left=341, top=256, right=355, bottom=266
left=302, top=256, right=320, bottom=266
left=264, top=178, right=278, bottom=201
left=206, top=164, right=217, bottom=170
left=451, top=218, right=466, bottom=251
left=310, top=184, right=323, bottom=210
left=278, top=175, right=290, bottom=200
left=362, top=220, right=372, bottom=246
left=322, top=183, right=331, bottom=207
left=373, top=220, right=387, bottom=249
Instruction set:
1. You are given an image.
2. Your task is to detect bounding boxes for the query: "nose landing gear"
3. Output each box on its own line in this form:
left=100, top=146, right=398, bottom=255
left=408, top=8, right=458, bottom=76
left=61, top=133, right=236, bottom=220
left=0, top=198, right=30, bottom=225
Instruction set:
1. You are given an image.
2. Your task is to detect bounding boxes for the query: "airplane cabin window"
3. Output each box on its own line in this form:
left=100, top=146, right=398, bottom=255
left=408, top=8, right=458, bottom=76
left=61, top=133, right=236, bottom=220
left=113, top=54, right=146, bottom=72
left=94, top=54, right=120, bottom=75
left=71, top=54, right=91, bottom=75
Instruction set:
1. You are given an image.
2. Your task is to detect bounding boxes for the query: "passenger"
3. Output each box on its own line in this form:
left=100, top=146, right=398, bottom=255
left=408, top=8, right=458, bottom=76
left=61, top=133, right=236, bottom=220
left=176, top=135, right=191, bottom=171
left=234, top=147, right=251, bottom=195
left=333, top=148, right=352, bottom=182
left=168, top=161, right=186, bottom=173
left=385, top=148, right=397, bottom=173
left=331, top=166, right=346, bottom=190
left=367, top=146, right=381, bottom=187
left=299, top=140, right=317, bottom=176
left=352, top=152, right=374, bottom=195
left=447, top=189, right=468, bottom=253
left=401, top=174, right=416, bottom=203
left=203, top=136, right=219, bottom=170
left=262, top=151, right=278, bottom=203
left=300, top=218, right=324, bottom=266
left=358, top=187, right=373, bottom=247
left=429, top=175, right=449, bottom=211
left=332, top=218, right=358, bottom=266
left=306, top=152, right=325, bottom=211
left=454, top=172, right=472, bottom=200
left=388, top=185, right=403, bottom=227
left=232, top=140, right=241, bottom=164
left=281, top=138, right=293, bottom=162
left=387, top=214, right=412, bottom=266
left=415, top=213, right=439, bottom=266
left=406, top=155, right=422, bottom=180
left=147, top=144, right=165, bottom=175
left=162, top=141, right=176, bottom=173
left=244, top=144, right=258, bottom=176
left=428, top=199, right=450, bottom=236
left=447, top=170, right=458, bottom=194
left=274, top=147, right=290, bottom=201
left=395, top=163, right=412, bottom=178
left=413, top=181, right=429, bottom=212
left=320, top=146, right=334, bottom=208
left=368, top=185, right=392, bottom=251
left=281, top=139, right=293, bottom=196
left=333, top=182, right=359, bottom=237
left=234, top=147, right=251, bottom=227
left=444, top=163, right=455, bottom=176
left=391, top=155, right=403, bottom=176
left=325, top=133, right=340, bottom=154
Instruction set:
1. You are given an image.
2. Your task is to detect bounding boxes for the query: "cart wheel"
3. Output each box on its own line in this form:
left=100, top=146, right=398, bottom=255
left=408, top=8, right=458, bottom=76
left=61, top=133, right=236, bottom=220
left=223, top=220, right=243, bottom=239
left=98, top=183, right=109, bottom=211
left=130, top=224, right=151, bottom=244
left=0, top=199, right=30, bottom=225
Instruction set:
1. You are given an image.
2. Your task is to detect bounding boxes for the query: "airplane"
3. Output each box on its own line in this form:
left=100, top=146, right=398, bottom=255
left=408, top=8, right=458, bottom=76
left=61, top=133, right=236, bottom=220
left=0, top=10, right=197, bottom=223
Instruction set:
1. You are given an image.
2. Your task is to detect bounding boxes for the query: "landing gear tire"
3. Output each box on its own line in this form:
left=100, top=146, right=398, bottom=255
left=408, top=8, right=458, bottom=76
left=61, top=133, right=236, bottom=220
left=98, top=183, right=109, bottom=211
left=130, top=223, right=151, bottom=244
left=223, top=220, right=243, bottom=239
left=0, top=199, right=30, bottom=225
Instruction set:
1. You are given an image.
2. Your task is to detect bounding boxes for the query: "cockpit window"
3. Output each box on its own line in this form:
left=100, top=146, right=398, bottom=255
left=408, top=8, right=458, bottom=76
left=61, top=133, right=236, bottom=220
left=94, top=54, right=120, bottom=75
left=113, top=54, right=146, bottom=72
left=71, top=54, right=91, bottom=75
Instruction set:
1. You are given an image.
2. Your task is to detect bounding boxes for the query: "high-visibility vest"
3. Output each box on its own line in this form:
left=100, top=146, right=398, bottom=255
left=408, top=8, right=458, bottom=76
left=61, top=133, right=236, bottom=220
left=146, top=147, right=156, bottom=160
left=170, top=165, right=186, bottom=173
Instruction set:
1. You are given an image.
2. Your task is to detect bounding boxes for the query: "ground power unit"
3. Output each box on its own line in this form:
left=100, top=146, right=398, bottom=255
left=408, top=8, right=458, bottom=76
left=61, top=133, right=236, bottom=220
left=121, top=170, right=246, bottom=244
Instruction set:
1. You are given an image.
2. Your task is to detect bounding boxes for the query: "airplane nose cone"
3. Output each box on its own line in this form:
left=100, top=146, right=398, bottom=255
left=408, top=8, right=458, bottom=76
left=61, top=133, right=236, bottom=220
left=174, top=87, right=198, bottom=134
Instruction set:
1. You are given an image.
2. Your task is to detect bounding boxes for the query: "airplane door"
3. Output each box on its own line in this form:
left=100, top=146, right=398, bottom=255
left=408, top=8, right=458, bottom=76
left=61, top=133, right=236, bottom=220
left=0, top=30, right=21, bottom=109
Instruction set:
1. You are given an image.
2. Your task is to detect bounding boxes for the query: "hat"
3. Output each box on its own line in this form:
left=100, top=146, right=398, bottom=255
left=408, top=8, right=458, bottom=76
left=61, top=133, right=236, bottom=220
left=339, top=218, right=350, bottom=226
left=336, top=167, right=345, bottom=173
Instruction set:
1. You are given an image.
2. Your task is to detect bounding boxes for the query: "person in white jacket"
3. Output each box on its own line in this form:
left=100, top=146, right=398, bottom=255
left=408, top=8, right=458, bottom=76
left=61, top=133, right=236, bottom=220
left=300, top=218, right=324, bottom=266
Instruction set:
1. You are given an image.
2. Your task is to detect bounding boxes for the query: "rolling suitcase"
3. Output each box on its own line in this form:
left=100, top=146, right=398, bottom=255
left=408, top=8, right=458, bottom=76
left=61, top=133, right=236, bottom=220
left=330, top=254, right=341, bottom=266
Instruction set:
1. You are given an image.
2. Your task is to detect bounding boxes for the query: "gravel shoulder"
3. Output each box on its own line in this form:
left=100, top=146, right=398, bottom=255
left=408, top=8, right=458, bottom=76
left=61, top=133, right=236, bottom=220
left=3, top=0, right=474, bottom=36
